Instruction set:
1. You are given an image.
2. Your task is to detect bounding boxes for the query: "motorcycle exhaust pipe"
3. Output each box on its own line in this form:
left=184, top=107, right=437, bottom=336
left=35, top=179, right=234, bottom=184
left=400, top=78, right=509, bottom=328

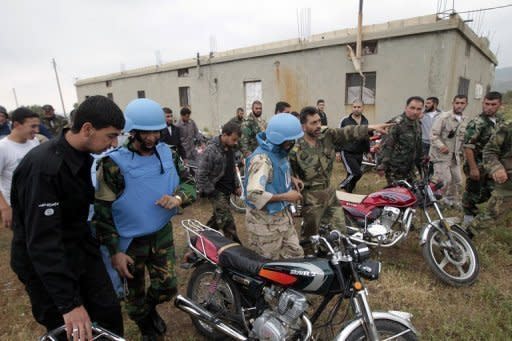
left=175, top=294, right=248, bottom=341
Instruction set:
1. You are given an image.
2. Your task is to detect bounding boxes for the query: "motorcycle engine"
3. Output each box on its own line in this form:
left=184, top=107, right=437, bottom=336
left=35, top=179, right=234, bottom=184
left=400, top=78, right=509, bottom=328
left=251, top=288, right=308, bottom=341
left=366, top=206, right=401, bottom=241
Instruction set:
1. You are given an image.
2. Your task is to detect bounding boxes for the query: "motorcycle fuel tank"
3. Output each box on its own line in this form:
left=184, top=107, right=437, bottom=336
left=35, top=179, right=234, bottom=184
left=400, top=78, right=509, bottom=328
left=362, top=186, right=416, bottom=207
left=258, top=258, right=335, bottom=294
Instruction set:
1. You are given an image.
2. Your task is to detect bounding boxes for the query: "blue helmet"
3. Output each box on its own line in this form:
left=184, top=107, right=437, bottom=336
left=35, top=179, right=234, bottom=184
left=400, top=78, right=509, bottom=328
left=123, top=98, right=166, bottom=132
left=265, top=113, right=304, bottom=145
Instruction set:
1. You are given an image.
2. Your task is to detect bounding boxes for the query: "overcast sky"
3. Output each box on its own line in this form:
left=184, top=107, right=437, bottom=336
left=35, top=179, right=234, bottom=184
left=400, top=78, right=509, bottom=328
left=1, top=0, right=510, bottom=113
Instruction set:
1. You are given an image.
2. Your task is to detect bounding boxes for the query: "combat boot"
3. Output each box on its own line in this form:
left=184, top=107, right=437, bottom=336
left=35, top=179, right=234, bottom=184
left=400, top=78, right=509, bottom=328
left=149, top=306, right=167, bottom=335
left=135, top=313, right=159, bottom=341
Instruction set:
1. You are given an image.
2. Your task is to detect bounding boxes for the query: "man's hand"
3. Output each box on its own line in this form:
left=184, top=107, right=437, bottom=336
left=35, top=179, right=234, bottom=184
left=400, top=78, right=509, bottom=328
left=368, top=123, right=395, bottom=135
left=335, top=152, right=342, bottom=162
left=283, top=190, right=303, bottom=202
left=0, top=206, right=12, bottom=229
left=291, top=176, right=304, bottom=191
left=63, top=306, right=93, bottom=341
left=469, top=167, right=480, bottom=181
left=492, top=168, right=508, bottom=184
left=112, top=252, right=135, bottom=279
left=439, top=145, right=449, bottom=154
left=155, top=194, right=181, bottom=210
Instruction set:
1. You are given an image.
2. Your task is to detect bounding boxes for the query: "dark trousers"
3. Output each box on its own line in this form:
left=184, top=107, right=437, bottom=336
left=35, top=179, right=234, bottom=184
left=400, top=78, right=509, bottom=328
left=339, top=151, right=363, bottom=193
left=24, top=252, right=123, bottom=337
left=422, top=142, right=430, bottom=158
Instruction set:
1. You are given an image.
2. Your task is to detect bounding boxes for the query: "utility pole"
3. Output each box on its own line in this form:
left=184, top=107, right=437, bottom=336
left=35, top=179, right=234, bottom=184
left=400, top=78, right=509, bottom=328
left=52, top=58, right=67, bottom=116
left=12, top=88, right=19, bottom=107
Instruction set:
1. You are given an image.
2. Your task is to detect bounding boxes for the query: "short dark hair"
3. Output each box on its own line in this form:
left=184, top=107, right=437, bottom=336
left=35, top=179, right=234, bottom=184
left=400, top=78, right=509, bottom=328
left=222, top=121, right=241, bottom=136
left=406, top=96, right=425, bottom=106
left=251, top=100, right=262, bottom=109
left=236, top=107, right=244, bottom=113
left=180, top=107, right=191, bottom=116
left=317, top=99, right=325, bottom=105
left=453, top=94, right=468, bottom=101
left=42, top=104, right=54, bottom=112
left=162, top=107, right=173, bottom=114
left=484, top=91, right=502, bottom=101
left=426, top=97, right=439, bottom=105
left=11, top=107, right=39, bottom=125
left=299, top=106, right=319, bottom=124
left=71, top=95, right=125, bottom=133
left=290, top=111, right=300, bottom=118
left=275, top=101, right=291, bottom=114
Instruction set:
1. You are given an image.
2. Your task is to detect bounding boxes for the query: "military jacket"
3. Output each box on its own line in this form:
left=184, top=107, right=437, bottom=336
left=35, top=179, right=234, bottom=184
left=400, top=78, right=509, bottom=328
left=240, top=112, right=267, bottom=156
left=463, top=112, right=504, bottom=166
left=484, top=119, right=512, bottom=195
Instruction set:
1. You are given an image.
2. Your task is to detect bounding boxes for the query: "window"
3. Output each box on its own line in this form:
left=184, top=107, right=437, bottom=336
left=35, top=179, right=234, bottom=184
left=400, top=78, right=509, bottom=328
left=345, top=72, right=376, bottom=104
left=107, top=92, right=113, bottom=100
left=106, top=80, right=112, bottom=87
left=137, top=90, right=146, bottom=98
left=465, top=41, right=471, bottom=57
left=244, top=81, right=262, bottom=114
left=348, top=41, right=378, bottom=55
left=179, top=87, right=190, bottom=107
left=178, top=68, right=189, bottom=77
left=457, top=77, right=470, bottom=96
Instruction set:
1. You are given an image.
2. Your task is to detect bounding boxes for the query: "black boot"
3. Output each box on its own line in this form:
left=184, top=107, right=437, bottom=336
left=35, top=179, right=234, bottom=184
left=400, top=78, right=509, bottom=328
left=135, top=314, right=159, bottom=341
left=149, top=307, right=167, bottom=336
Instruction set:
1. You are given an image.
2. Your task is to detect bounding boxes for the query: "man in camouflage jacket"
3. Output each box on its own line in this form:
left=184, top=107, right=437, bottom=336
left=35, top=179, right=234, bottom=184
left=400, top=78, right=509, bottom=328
left=290, top=106, right=391, bottom=241
left=462, top=92, right=504, bottom=224
left=377, top=97, right=424, bottom=185
left=240, top=100, right=266, bottom=157
left=40, top=104, right=68, bottom=137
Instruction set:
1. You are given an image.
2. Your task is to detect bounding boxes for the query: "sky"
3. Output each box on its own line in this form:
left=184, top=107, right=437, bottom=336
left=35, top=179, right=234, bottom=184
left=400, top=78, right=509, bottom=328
left=1, top=0, right=510, bottom=113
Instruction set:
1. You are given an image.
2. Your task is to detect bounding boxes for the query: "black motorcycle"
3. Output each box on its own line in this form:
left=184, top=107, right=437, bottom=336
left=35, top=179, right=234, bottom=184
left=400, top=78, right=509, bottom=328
left=175, top=219, right=418, bottom=340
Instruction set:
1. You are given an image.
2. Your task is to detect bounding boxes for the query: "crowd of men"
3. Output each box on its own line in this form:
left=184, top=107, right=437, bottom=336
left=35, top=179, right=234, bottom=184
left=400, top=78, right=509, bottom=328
left=0, top=91, right=510, bottom=340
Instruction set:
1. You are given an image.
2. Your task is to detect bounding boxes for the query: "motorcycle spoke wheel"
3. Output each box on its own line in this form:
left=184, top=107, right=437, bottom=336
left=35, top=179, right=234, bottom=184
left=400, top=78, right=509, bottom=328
left=345, top=318, right=418, bottom=341
left=422, top=226, right=480, bottom=287
left=230, top=194, right=246, bottom=213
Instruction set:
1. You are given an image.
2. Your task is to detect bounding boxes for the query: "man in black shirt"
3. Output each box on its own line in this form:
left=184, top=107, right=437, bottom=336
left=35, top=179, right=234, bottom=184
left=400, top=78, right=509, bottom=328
left=160, top=107, right=186, bottom=159
left=317, top=99, right=329, bottom=126
left=10, top=96, right=125, bottom=340
left=197, top=122, right=241, bottom=242
left=337, top=100, right=370, bottom=192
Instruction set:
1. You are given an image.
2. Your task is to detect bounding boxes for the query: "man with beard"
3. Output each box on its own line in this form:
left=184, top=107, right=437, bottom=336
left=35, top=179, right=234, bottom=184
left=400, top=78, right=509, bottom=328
left=160, top=107, right=186, bottom=159
left=40, top=104, right=68, bottom=138
left=420, top=97, right=441, bottom=157
left=429, top=95, right=468, bottom=209
left=290, top=106, right=390, bottom=242
left=244, top=114, right=304, bottom=259
left=93, top=98, right=196, bottom=340
left=240, top=100, right=266, bottom=157
left=316, top=99, right=328, bottom=126
left=227, top=107, right=245, bottom=127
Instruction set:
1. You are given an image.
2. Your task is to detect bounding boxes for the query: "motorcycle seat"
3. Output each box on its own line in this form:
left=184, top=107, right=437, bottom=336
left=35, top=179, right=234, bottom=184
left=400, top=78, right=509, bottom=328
left=336, top=190, right=367, bottom=204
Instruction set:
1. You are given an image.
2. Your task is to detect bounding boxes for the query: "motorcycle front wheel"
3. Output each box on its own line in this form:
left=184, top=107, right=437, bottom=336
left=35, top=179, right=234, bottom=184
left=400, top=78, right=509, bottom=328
left=187, top=263, right=242, bottom=340
left=422, top=225, right=480, bottom=287
left=229, top=194, right=246, bottom=213
left=344, top=318, right=418, bottom=341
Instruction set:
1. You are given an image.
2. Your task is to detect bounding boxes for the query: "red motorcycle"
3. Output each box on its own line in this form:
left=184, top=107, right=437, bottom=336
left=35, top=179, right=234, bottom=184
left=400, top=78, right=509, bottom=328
left=337, top=167, right=479, bottom=287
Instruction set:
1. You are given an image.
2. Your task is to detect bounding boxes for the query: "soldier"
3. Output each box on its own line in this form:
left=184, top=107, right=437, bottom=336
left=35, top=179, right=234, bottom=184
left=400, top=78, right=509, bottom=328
left=198, top=121, right=241, bottom=242
left=377, top=96, right=424, bottom=185
left=93, top=98, right=196, bottom=339
left=429, top=94, right=468, bottom=208
left=290, top=106, right=390, bottom=241
left=462, top=91, right=504, bottom=225
left=316, top=99, right=328, bottom=126
left=227, top=107, right=245, bottom=127
left=240, top=100, right=266, bottom=157
left=244, top=114, right=304, bottom=259
left=40, top=104, right=68, bottom=137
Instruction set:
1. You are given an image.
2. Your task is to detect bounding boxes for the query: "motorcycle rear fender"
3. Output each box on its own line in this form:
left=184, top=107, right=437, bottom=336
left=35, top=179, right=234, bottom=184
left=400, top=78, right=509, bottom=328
left=334, top=311, right=418, bottom=340
left=419, top=217, right=460, bottom=245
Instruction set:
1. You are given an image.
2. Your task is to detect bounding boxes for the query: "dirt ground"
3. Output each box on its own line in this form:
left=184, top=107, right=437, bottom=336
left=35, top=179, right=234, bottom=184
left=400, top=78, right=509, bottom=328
left=1, top=165, right=511, bottom=340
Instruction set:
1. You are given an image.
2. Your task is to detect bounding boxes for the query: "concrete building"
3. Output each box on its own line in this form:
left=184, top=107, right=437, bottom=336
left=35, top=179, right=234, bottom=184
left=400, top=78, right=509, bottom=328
left=75, top=14, right=497, bottom=130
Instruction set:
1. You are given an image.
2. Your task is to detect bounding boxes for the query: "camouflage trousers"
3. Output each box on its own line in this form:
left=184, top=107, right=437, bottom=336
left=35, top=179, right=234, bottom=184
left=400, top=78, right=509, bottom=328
left=245, top=208, right=303, bottom=259
left=385, top=168, right=416, bottom=186
left=431, top=159, right=463, bottom=203
left=207, top=191, right=239, bottom=242
left=301, top=187, right=345, bottom=239
left=462, top=166, right=493, bottom=216
left=125, top=223, right=177, bottom=322
left=469, top=193, right=512, bottom=231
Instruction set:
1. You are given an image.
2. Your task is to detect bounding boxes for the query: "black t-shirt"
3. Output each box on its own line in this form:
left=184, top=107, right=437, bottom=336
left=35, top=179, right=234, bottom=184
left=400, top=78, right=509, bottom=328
left=215, top=148, right=236, bottom=195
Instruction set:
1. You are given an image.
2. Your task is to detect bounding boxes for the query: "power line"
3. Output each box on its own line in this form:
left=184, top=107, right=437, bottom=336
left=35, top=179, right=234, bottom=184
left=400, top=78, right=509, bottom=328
left=439, top=3, right=512, bottom=15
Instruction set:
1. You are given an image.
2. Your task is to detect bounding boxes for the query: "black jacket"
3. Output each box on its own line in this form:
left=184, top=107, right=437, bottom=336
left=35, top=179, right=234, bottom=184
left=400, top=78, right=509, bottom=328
left=160, top=124, right=186, bottom=159
left=339, top=113, right=370, bottom=154
left=10, top=132, right=101, bottom=314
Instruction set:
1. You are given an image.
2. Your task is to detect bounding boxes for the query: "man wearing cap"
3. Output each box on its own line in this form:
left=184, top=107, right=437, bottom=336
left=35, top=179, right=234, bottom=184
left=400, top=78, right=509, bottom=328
left=0, top=106, right=10, bottom=138
left=93, top=98, right=196, bottom=339
left=41, top=104, right=68, bottom=137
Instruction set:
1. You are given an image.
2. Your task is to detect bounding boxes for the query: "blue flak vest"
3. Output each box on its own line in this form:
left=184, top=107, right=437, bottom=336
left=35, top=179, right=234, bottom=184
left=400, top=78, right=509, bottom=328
left=109, top=142, right=179, bottom=252
left=244, top=132, right=291, bottom=215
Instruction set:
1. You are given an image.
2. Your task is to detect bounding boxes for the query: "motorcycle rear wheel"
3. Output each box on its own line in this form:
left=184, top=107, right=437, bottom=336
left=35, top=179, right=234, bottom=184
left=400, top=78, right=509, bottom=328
left=229, top=194, right=246, bottom=213
left=422, top=225, right=480, bottom=287
left=187, top=263, right=242, bottom=340
left=345, top=318, right=418, bottom=341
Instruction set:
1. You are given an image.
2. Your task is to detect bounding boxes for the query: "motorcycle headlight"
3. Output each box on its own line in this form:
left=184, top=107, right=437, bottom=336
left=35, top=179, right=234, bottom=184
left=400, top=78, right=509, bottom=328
left=356, top=260, right=381, bottom=281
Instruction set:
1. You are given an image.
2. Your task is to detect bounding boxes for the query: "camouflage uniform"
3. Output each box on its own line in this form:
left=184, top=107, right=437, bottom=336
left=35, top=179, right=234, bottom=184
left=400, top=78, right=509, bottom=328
left=377, top=113, right=422, bottom=185
left=227, top=115, right=244, bottom=128
left=245, top=154, right=303, bottom=259
left=40, top=114, right=68, bottom=137
left=92, top=141, right=195, bottom=322
left=289, top=126, right=370, bottom=239
left=240, top=112, right=267, bottom=156
left=462, top=113, right=504, bottom=216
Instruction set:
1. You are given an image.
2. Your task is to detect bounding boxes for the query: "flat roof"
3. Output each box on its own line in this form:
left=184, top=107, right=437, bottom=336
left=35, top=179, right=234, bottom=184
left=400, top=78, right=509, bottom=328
left=75, top=14, right=497, bottom=86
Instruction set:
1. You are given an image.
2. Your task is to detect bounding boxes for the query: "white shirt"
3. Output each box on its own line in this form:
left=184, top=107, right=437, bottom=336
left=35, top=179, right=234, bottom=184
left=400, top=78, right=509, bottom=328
left=0, top=137, right=39, bottom=205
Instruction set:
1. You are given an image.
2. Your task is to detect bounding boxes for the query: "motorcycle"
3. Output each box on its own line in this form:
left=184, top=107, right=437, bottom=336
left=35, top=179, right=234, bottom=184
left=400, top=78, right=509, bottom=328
left=175, top=219, right=418, bottom=340
left=230, top=162, right=247, bottom=213
left=360, top=134, right=381, bottom=173
left=338, top=164, right=480, bottom=287
left=40, top=324, right=124, bottom=341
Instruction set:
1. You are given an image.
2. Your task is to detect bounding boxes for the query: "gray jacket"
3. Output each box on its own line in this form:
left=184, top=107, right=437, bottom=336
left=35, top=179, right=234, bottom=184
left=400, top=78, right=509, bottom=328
left=197, top=136, right=239, bottom=195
